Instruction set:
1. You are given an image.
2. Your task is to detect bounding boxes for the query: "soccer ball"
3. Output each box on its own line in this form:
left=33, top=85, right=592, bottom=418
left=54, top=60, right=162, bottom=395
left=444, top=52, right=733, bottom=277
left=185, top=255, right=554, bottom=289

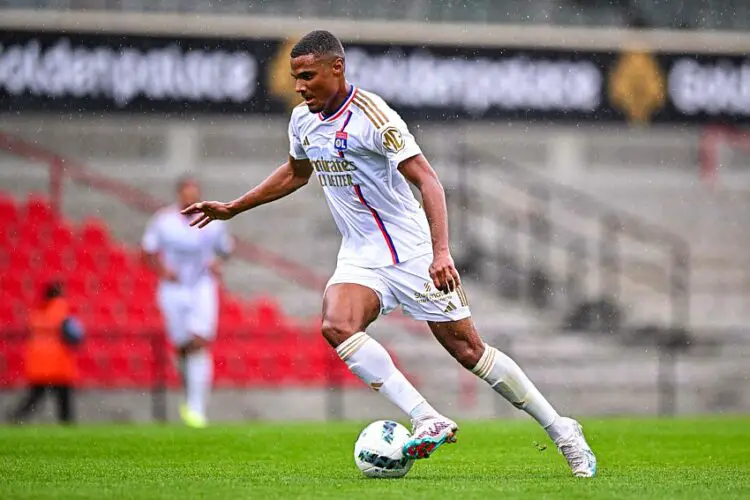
left=354, top=420, right=414, bottom=478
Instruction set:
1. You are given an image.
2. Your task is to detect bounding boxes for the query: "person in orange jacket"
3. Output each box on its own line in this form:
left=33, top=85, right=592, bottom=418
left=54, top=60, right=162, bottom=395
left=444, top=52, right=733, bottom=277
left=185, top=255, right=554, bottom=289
left=9, top=281, right=84, bottom=424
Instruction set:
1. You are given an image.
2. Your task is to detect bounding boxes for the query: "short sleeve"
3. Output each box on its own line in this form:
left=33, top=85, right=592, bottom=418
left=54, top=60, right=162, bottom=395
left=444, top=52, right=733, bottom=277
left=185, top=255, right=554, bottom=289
left=371, top=107, right=422, bottom=166
left=214, top=223, right=234, bottom=257
left=288, top=113, right=308, bottom=160
left=141, top=216, right=161, bottom=253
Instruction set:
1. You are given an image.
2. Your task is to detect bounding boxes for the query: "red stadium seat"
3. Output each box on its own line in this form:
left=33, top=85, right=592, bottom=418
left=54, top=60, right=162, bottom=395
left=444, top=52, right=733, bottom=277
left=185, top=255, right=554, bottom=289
left=250, top=296, right=283, bottom=326
left=25, top=193, right=54, bottom=223
left=0, top=194, right=19, bottom=224
left=40, top=247, right=75, bottom=276
left=65, top=272, right=95, bottom=300
left=6, top=247, right=32, bottom=271
left=93, top=302, right=127, bottom=328
left=1, top=274, right=35, bottom=303
left=0, top=301, right=26, bottom=329
left=50, top=224, right=74, bottom=250
left=99, top=271, right=126, bottom=300
left=219, top=299, right=245, bottom=332
left=74, top=246, right=110, bottom=274
left=108, top=247, right=132, bottom=274
left=79, top=219, right=109, bottom=249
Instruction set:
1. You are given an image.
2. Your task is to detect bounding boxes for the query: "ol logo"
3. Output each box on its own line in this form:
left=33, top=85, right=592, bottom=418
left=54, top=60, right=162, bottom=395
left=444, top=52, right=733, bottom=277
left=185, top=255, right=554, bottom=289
left=334, top=131, right=348, bottom=154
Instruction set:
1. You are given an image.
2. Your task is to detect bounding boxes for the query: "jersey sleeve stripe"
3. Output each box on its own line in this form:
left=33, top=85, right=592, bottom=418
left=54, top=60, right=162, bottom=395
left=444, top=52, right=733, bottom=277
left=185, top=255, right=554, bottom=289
left=353, top=96, right=386, bottom=129
left=353, top=98, right=384, bottom=128
left=356, top=92, right=389, bottom=124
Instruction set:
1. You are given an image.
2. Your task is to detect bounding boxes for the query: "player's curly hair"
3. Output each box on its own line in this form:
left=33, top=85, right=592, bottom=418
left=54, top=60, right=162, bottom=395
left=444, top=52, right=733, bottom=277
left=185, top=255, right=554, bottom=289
left=290, top=30, right=345, bottom=60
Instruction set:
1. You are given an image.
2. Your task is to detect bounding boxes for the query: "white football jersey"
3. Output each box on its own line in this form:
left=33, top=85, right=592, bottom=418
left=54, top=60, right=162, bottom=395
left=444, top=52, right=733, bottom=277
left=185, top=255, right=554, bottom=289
left=142, top=205, right=234, bottom=286
left=289, top=85, right=432, bottom=268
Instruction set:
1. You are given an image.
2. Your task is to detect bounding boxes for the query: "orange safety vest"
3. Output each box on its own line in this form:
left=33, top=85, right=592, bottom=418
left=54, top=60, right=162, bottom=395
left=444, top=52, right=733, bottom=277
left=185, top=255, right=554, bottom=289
left=23, top=298, right=78, bottom=385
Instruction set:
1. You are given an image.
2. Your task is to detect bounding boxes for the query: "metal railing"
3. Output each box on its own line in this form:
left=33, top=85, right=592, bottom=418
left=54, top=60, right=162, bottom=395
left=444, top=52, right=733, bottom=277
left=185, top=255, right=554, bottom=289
left=448, top=140, right=691, bottom=331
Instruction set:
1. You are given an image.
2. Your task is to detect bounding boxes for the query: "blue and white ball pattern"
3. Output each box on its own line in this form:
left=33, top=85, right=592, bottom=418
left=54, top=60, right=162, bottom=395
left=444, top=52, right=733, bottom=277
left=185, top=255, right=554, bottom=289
left=354, top=420, right=414, bottom=478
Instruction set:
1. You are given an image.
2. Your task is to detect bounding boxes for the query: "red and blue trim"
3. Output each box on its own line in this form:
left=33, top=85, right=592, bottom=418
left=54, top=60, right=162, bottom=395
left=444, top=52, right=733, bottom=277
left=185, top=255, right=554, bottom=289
left=335, top=110, right=353, bottom=158
left=319, top=85, right=357, bottom=122
left=354, top=185, right=400, bottom=264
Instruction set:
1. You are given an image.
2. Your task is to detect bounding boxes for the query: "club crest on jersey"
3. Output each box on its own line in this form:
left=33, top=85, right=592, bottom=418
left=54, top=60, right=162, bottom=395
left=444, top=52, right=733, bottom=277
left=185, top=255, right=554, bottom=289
left=334, top=131, right=348, bottom=153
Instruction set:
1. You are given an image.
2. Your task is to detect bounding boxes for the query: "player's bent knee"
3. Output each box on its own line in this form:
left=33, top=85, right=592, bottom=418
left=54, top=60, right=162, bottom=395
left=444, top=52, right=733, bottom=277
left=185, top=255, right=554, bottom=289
left=451, top=342, right=485, bottom=370
left=321, top=319, right=358, bottom=348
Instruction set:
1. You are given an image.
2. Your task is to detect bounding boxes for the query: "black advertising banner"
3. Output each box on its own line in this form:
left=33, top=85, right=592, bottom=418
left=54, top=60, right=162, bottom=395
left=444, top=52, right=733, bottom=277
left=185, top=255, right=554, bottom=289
left=0, top=29, right=748, bottom=124
left=0, top=30, right=284, bottom=114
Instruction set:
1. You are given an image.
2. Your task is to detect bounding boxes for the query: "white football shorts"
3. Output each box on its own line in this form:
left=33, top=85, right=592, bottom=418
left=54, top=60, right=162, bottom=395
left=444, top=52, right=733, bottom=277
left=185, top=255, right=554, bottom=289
left=157, top=276, right=218, bottom=347
left=326, top=252, right=471, bottom=322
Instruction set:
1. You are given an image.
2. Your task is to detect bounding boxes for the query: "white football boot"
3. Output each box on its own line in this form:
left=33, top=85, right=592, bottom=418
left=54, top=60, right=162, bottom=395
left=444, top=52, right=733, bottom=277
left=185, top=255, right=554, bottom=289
left=554, top=417, right=597, bottom=477
left=402, top=415, right=459, bottom=459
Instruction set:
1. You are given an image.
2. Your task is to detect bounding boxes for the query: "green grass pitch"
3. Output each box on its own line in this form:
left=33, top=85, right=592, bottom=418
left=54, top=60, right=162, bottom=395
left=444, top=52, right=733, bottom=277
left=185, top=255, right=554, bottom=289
left=2, top=417, right=749, bottom=499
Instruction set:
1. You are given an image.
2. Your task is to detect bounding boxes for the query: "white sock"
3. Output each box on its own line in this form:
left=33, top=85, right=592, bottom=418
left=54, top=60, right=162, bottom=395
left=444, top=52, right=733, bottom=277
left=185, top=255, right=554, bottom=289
left=472, top=344, right=560, bottom=432
left=336, top=332, right=438, bottom=420
left=185, top=349, right=212, bottom=419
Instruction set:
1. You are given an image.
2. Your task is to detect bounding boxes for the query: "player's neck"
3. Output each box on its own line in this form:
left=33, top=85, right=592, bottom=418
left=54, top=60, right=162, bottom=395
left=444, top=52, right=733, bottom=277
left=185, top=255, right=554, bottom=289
left=321, top=82, right=353, bottom=118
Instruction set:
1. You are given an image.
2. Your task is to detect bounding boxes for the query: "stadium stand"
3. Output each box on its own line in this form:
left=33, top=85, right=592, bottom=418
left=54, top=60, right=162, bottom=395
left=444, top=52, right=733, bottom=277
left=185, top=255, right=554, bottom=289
left=0, top=191, right=361, bottom=390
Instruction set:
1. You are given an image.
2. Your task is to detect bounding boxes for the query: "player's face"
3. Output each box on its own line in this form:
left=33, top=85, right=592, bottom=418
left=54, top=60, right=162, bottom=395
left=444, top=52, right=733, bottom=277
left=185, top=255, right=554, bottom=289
left=178, top=181, right=200, bottom=209
left=290, top=54, right=344, bottom=114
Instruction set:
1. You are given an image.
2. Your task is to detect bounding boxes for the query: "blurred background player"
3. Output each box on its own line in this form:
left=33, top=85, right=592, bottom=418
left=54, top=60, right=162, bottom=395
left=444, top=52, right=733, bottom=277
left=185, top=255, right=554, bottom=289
left=141, top=175, right=234, bottom=428
left=8, top=281, right=84, bottom=424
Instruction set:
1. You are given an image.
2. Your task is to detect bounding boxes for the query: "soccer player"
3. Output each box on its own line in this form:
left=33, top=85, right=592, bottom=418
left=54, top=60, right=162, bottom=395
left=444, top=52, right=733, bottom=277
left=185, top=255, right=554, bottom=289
left=142, top=175, right=234, bottom=428
left=182, top=31, right=596, bottom=476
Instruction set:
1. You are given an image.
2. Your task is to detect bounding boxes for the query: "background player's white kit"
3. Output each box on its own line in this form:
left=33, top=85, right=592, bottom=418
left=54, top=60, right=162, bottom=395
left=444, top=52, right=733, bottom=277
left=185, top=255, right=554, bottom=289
left=142, top=206, right=233, bottom=345
left=142, top=203, right=233, bottom=426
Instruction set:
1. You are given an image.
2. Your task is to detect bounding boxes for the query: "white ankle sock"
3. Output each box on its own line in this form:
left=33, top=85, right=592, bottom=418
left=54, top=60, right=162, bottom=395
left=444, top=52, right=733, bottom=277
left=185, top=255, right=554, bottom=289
left=185, top=349, right=212, bottom=419
left=336, top=332, right=438, bottom=419
left=545, top=416, right=575, bottom=442
left=472, top=344, right=559, bottom=429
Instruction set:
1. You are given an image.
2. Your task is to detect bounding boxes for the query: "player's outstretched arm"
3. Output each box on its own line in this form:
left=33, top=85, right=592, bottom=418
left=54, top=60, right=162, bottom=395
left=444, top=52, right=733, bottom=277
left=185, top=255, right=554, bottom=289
left=398, top=154, right=460, bottom=294
left=182, top=156, right=313, bottom=227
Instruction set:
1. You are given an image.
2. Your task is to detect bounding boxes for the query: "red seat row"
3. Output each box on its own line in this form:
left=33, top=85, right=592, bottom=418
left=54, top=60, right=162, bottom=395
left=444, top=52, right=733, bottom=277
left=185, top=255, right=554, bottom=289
left=0, top=192, right=353, bottom=389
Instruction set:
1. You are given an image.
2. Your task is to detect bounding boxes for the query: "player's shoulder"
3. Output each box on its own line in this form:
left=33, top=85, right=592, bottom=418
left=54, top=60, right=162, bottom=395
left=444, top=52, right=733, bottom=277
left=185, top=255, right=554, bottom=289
left=352, top=88, right=403, bottom=131
left=290, top=102, right=313, bottom=125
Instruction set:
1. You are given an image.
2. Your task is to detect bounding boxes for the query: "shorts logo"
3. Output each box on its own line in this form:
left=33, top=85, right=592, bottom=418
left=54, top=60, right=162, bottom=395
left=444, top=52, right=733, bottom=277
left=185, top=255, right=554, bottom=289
left=382, top=126, right=405, bottom=153
left=444, top=301, right=457, bottom=313
left=303, top=135, right=310, bottom=147
left=414, top=281, right=449, bottom=304
left=370, top=381, right=383, bottom=391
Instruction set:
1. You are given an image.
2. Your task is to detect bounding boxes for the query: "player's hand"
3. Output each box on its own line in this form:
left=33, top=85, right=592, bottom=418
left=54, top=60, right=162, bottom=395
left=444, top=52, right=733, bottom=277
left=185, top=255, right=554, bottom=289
left=208, top=260, right=223, bottom=279
left=429, top=250, right=461, bottom=294
left=181, top=201, right=234, bottom=228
